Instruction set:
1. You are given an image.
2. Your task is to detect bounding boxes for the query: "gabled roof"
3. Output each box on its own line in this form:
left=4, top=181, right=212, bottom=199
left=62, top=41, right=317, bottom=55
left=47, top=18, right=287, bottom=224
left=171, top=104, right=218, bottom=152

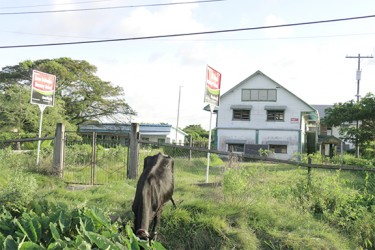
left=311, top=105, right=333, bottom=118
left=221, top=70, right=317, bottom=113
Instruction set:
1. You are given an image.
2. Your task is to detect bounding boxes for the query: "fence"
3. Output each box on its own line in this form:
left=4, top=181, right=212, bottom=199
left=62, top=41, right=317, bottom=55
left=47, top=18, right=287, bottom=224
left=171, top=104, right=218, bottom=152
left=63, top=131, right=129, bottom=185
left=1, top=122, right=374, bottom=186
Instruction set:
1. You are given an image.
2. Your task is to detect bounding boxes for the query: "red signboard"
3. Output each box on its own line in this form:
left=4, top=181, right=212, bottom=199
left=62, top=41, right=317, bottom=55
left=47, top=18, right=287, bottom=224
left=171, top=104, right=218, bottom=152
left=204, top=65, right=221, bottom=106
left=30, top=70, right=56, bottom=107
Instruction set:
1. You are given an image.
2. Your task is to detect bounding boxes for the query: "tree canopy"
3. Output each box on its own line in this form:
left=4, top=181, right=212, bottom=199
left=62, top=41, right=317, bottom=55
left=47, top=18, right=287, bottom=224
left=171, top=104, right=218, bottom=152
left=0, top=58, right=136, bottom=138
left=323, top=93, right=375, bottom=153
left=183, top=124, right=209, bottom=140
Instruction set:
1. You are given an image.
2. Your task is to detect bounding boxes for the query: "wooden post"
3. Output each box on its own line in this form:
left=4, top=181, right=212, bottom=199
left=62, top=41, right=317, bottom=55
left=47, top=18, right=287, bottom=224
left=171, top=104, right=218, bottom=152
left=52, top=123, right=65, bottom=178
left=91, top=132, right=97, bottom=185
left=189, top=136, right=192, bottom=161
left=307, top=156, right=312, bottom=187
left=128, top=123, right=140, bottom=179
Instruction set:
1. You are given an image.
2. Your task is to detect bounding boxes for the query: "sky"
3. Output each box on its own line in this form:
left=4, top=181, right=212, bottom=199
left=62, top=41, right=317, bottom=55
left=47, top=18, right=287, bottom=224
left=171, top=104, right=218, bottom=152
left=1, top=0, right=375, bottom=130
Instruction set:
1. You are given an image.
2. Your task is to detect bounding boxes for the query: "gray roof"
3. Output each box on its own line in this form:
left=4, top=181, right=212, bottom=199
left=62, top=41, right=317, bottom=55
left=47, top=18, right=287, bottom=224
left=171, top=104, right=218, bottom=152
left=79, top=123, right=188, bottom=136
left=311, top=105, right=333, bottom=118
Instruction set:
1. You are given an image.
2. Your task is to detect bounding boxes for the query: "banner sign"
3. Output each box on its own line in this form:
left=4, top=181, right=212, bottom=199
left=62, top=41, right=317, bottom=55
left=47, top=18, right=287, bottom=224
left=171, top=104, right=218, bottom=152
left=204, top=65, right=221, bottom=106
left=30, top=70, right=56, bottom=107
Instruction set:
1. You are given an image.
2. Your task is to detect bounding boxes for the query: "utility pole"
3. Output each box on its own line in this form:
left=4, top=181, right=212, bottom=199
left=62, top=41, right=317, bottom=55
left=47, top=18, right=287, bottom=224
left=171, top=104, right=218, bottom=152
left=345, top=53, right=373, bottom=158
left=175, top=85, right=182, bottom=144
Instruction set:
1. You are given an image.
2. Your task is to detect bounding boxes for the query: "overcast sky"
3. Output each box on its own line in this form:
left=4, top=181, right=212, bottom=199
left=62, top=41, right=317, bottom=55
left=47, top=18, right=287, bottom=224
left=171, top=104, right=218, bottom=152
left=1, top=0, right=375, bottom=130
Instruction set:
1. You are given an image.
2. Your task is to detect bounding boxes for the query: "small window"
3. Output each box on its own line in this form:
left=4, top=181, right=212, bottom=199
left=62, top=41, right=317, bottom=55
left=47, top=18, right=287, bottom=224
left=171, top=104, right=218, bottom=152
left=269, top=144, right=287, bottom=154
left=242, top=89, right=277, bottom=101
left=233, top=109, right=250, bottom=120
left=267, top=110, right=284, bottom=121
left=228, top=143, right=245, bottom=153
left=158, top=138, right=165, bottom=144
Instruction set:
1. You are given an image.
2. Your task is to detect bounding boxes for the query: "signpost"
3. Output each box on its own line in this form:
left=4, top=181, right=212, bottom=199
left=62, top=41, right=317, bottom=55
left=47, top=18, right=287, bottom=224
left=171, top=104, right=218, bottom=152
left=204, top=65, right=221, bottom=183
left=30, top=70, right=56, bottom=165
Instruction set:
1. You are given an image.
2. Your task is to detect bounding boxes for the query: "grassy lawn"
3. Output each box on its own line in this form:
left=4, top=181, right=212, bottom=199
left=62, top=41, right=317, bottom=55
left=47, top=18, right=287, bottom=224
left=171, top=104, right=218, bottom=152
left=1, top=149, right=374, bottom=249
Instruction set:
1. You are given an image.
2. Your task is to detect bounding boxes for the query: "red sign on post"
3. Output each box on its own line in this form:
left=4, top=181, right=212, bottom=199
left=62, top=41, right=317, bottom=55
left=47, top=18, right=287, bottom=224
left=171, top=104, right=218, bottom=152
left=204, top=65, right=221, bottom=106
left=31, top=70, right=56, bottom=107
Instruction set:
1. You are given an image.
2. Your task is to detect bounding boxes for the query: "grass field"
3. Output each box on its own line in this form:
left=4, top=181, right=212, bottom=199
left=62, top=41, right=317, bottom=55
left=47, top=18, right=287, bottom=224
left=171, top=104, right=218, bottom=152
left=1, top=147, right=375, bottom=249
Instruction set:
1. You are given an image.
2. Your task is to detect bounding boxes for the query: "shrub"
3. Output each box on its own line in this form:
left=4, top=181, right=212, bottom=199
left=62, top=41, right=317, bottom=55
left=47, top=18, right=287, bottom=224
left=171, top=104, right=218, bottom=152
left=0, top=171, right=37, bottom=213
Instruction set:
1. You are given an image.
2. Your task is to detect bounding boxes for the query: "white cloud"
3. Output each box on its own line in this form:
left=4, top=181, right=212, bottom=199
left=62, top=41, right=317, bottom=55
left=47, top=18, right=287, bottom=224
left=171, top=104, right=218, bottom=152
left=119, top=4, right=204, bottom=37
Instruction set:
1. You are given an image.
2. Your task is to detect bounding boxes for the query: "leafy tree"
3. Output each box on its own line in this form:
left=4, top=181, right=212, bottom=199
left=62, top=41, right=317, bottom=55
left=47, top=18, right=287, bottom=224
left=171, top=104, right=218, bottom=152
left=183, top=124, right=209, bottom=140
left=323, top=93, right=375, bottom=156
left=0, top=58, right=136, bottom=126
left=0, top=83, right=73, bottom=140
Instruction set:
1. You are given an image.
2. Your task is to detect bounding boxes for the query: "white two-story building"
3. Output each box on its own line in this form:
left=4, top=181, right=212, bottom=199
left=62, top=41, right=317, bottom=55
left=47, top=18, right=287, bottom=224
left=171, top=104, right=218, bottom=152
left=214, top=70, right=319, bottom=160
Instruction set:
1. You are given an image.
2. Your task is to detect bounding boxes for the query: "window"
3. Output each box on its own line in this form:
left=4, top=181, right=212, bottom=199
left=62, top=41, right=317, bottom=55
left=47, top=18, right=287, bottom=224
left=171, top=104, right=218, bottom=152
left=233, top=109, right=250, bottom=120
left=267, top=110, right=284, bottom=121
left=158, top=138, right=165, bottom=144
left=242, top=89, right=277, bottom=101
left=228, top=143, right=245, bottom=153
left=269, top=144, right=287, bottom=154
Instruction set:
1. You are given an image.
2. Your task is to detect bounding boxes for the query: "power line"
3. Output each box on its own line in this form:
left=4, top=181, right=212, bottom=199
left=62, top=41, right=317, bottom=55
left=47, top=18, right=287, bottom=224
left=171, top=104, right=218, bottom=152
left=0, top=0, right=120, bottom=10
left=1, top=14, right=375, bottom=49
left=0, top=0, right=225, bottom=15
left=2, top=27, right=375, bottom=42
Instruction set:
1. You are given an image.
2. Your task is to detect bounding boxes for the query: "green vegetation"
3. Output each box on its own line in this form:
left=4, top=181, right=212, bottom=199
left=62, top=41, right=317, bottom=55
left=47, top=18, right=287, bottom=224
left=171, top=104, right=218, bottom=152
left=324, top=93, right=375, bottom=156
left=1, top=147, right=375, bottom=249
left=0, top=58, right=136, bottom=140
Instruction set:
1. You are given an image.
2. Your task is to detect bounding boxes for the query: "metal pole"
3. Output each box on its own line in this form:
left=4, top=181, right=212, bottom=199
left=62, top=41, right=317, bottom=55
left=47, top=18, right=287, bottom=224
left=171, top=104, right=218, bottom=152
left=175, top=86, right=182, bottom=144
left=206, top=104, right=214, bottom=183
left=345, top=53, right=373, bottom=158
left=36, top=105, right=46, bottom=165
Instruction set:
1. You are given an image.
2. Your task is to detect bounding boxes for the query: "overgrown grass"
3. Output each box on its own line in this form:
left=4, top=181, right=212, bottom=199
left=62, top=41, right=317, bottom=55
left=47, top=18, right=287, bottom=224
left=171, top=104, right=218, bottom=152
left=1, top=148, right=375, bottom=249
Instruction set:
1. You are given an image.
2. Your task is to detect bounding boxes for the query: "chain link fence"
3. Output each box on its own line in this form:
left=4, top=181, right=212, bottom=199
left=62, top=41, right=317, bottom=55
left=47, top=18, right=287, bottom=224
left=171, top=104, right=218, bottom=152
left=63, top=131, right=128, bottom=185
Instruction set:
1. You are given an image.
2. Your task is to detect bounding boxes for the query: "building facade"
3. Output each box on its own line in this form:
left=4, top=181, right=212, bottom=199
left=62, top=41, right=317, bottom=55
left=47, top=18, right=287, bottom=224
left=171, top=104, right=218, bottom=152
left=215, top=71, right=319, bottom=160
left=78, top=123, right=188, bottom=145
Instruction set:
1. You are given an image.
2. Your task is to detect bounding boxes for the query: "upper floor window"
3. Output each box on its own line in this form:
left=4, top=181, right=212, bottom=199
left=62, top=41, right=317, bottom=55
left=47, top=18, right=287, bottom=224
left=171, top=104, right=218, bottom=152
left=242, top=89, right=277, bottom=101
left=233, top=109, right=250, bottom=121
left=267, top=110, right=284, bottom=121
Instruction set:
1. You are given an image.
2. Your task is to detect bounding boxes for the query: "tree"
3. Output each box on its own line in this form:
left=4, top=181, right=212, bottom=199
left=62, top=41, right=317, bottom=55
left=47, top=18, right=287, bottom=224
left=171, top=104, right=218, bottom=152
left=323, top=93, right=375, bottom=156
left=183, top=124, right=209, bottom=140
left=0, top=82, right=74, bottom=139
left=0, top=58, right=136, bottom=126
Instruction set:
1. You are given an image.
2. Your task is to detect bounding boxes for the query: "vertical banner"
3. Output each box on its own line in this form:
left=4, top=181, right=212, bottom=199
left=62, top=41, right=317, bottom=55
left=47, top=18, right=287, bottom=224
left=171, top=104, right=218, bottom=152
left=30, top=70, right=56, bottom=165
left=31, top=70, right=56, bottom=107
left=203, top=65, right=221, bottom=183
left=204, top=65, right=221, bottom=106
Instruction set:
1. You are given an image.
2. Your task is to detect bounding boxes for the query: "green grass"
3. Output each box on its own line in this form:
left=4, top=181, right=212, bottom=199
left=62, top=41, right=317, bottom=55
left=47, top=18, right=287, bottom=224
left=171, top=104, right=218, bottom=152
left=1, top=149, right=374, bottom=249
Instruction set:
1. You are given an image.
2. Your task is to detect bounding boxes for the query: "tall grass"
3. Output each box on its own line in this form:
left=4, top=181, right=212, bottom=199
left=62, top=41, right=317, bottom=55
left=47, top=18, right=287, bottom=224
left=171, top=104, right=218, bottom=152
left=1, top=147, right=374, bottom=249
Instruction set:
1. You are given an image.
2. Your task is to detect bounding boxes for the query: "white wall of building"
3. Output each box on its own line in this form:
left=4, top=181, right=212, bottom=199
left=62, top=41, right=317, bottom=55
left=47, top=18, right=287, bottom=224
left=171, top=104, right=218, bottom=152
left=216, top=72, right=317, bottom=160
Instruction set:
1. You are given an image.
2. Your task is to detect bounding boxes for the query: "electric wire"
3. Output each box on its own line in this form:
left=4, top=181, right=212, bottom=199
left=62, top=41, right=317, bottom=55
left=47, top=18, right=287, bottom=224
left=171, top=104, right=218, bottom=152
left=1, top=14, right=375, bottom=49
left=0, top=0, right=122, bottom=9
left=0, top=0, right=225, bottom=15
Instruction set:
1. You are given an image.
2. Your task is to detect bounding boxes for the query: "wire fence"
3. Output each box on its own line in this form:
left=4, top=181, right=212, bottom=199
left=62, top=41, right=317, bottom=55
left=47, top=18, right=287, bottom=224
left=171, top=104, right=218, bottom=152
left=1, top=133, right=375, bottom=186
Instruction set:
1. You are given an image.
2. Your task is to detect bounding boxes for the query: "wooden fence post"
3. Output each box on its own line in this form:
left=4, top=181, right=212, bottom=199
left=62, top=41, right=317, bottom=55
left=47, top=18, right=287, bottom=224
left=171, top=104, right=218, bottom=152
left=189, top=136, right=192, bottom=161
left=308, top=156, right=312, bottom=187
left=127, top=123, right=140, bottom=179
left=52, top=123, right=65, bottom=178
left=91, top=132, right=97, bottom=185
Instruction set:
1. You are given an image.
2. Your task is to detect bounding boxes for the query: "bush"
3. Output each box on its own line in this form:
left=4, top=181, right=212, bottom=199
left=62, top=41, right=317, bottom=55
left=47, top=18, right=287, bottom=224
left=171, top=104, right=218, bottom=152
left=0, top=171, right=37, bottom=213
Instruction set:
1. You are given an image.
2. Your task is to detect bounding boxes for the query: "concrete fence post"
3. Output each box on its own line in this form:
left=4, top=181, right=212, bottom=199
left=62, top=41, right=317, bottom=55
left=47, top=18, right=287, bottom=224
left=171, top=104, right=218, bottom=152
left=52, top=123, right=65, bottom=178
left=127, top=123, right=140, bottom=179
